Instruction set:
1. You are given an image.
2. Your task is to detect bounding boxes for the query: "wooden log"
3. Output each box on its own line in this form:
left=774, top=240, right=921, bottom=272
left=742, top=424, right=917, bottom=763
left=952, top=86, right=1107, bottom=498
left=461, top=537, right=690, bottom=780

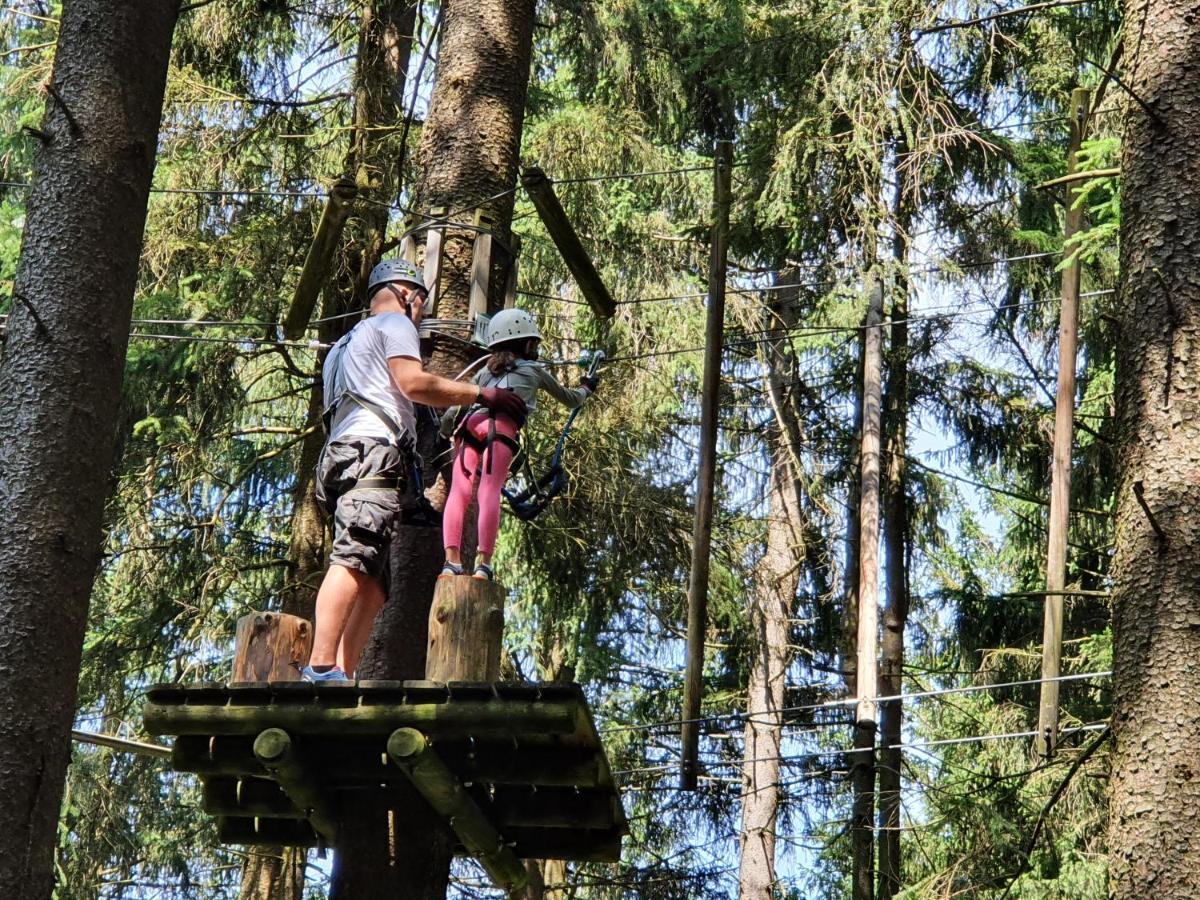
left=423, top=211, right=446, bottom=314
left=520, top=167, right=616, bottom=318
left=144, top=697, right=576, bottom=738
left=253, top=728, right=339, bottom=844
left=232, top=611, right=313, bottom=683
left=387, top=728, right=529, bottom=892
left=503, top=827, right=623, bottom=863
left=1036, top=86, right=1091, bottom=759
left=681, top=140, right=733, bottom=789
left=503, top=233, right=522, bottom=309
left=202, top=777, right=305, bottom=819
left=281, top=177, right=359, bottom=340
left=218, top=816, right=318, bottom=848
left=426, top=576, right=505, bottom=682
left=491, top=787, right=616, bottom=830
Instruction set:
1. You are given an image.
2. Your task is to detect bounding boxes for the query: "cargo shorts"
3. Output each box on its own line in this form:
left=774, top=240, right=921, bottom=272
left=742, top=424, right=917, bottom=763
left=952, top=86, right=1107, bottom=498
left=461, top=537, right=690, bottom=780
left=315, top=437, right=408, bottom=580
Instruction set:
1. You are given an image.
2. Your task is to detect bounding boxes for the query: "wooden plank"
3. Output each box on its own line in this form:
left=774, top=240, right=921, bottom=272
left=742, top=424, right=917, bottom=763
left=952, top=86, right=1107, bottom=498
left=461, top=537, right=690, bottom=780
left=232, top=611, right=312, bottom=683
left=503, top=233, right=521, bottom=309
left=520, top=167, right=616, bottom=318
left=423, top=212, right=445, bottom=315
left=202, top=777, right=304, bottom=819
left=468, top=210, right=495, bottom=320
left=490, top=787, right=617, bottom=830
left=426, top=576, right=505, bottom=682
left=503, top=827, right=623, bottom=862
left=387, top=728, right=529, bottom=892
left=681, top=139, right=733, bottom=789
left=143, top=697, right=576, bottom=738
left=1036, top=87, right=1091, bottom=759
left=218, top=816, right=318, bottom=848
left=281, top=177, right=358, bottom=339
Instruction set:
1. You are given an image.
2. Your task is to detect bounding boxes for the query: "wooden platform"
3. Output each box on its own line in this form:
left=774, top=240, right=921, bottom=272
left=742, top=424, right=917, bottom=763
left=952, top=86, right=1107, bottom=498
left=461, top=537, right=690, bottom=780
left=143, top=680, right=626, bottom=866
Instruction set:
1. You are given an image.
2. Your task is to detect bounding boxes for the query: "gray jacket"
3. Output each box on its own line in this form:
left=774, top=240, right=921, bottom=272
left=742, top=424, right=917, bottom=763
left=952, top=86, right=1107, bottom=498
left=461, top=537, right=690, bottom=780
left=440, top=360, right=589, bottom=436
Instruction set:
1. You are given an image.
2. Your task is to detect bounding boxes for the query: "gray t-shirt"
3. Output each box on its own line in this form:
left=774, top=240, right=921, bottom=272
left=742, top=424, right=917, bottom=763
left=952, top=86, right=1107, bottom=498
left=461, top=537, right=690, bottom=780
left=323, top=312, right=422, bottom=442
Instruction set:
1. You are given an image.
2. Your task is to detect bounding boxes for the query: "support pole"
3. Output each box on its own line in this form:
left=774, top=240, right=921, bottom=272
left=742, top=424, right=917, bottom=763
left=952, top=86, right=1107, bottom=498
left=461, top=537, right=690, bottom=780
left=852, top=270, right=885, bottom=900
left=281, top=177, right=359, bottom=339
left=680, top=139, right=733, bottom=790
left=387, top=728, right=529, bottom=893
left=469, top=210, right=496, bottom=321
left=426, top=575, right=505, bottom=682
left=520, top=167, right=617, bottom=318
left=253, top=728, right=338, bottom=845
left=1036, top=86, right=1091, bottom=759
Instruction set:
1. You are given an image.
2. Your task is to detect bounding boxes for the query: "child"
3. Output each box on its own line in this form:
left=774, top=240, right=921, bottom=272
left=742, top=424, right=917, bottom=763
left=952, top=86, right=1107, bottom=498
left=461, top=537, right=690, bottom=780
left=440, top=309, right=598, bottom=580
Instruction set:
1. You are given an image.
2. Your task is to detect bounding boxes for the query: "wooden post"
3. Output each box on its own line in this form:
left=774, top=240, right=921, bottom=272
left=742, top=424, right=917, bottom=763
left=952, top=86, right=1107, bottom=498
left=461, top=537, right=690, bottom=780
left=281, top=177, right=359, bottom=340
left=387, top=728, right=530, bottom=892
left=504, top=233, right=522, bottom=310
left=232, top=612, right=313, bottom=683
left=426, top=576, right=505, bottom=682
left=469, top=210, right=496, bottom=321
left=520, top=166, right=617, bottom=318
left=680, top=139, right=733, bottom=790
left=1036, top=87, right=1091, bottom=759
left=423, top=209, right=446, bottom=315
left=253, top=728, right=339, bottom=844
left=852, top=270, right=885, bottom=900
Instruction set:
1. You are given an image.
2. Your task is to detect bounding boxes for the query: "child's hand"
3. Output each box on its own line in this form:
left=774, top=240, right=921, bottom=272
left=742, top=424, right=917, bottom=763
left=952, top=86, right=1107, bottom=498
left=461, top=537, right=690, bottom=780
left=581, top=374, right=599, bottom=393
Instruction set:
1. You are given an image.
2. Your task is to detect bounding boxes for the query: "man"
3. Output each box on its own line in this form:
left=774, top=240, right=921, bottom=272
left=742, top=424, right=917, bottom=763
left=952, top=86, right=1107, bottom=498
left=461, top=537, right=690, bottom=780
left=300, top=258, right=527, bottom=681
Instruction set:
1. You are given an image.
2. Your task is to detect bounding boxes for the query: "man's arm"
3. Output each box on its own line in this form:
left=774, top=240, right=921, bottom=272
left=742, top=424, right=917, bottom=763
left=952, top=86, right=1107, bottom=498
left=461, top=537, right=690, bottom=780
left=389, top=357, right=480, bottom=408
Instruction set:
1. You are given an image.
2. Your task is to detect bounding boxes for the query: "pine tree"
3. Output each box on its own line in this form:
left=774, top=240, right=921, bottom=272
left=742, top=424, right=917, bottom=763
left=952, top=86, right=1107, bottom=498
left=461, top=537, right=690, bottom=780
left=0, top=1, right=180, bottom=894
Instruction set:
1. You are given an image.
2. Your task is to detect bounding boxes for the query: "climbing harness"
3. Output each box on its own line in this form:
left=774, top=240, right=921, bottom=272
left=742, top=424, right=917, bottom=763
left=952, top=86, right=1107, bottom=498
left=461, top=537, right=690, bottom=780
left=501, top=350, right=605, bottom=522
left=319, top=321, right=419, bottom=503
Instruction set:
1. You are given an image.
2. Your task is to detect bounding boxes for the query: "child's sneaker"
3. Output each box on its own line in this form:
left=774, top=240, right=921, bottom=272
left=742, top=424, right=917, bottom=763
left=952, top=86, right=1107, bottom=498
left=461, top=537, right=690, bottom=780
left=440, top=562, right=464, bottom=578
left=473, top=563, right=494, bottom=581
left=300, top=665, right=349, bottom=682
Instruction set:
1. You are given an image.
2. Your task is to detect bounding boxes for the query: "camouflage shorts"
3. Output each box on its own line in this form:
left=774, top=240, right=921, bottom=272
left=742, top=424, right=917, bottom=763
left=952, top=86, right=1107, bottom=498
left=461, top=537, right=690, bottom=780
left=316, top=437, right=408, bottom=580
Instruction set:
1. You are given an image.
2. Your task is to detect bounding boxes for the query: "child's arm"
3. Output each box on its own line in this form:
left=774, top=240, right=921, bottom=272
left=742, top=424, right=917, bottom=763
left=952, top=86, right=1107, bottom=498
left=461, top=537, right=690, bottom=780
left=532, top=363, right=593, bottom=409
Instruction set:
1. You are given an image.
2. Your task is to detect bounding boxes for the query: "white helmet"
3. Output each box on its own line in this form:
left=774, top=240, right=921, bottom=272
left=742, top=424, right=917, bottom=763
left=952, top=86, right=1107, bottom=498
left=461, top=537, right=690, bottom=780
left=487, top=308, right=541, bottom=348
left=369, top=258, right=426, bottom=294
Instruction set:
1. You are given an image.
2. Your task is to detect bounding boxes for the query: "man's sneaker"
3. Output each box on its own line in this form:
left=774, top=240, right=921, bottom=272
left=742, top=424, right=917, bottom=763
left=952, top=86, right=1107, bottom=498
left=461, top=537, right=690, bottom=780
left=473, top=563, right=494, bottom=581
left=300, top=665, right=349, bottom=683
left=439, top=562, right=464, bottom=578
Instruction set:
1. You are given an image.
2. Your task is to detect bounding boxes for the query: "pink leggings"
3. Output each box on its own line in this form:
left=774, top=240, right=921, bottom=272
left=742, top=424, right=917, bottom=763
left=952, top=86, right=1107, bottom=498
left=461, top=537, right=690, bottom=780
left=443, top=411, right=519, bottom=556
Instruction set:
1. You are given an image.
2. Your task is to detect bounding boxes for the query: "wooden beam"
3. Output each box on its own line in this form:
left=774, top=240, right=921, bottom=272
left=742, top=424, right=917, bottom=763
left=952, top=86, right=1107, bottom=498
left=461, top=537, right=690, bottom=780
left=1036, top=87, right=1091, bottom=759
left=387, top=728, right=529, bottom=892
left=202, top=776, right=305, bottom=819
left=680, top=139, right=733, bottom=790
left=423, top=210, right=445, bottom=315
left=468, top=210, right=495, bottom=320
left=253, top=728, right=339, bottom=844
left=217, top=816, right=318, bottom=847
left=281, top=177, right=358, bottom=340
left=144, top=697, right=576, bottom=738
left=520, top=167, right=616, bottom=318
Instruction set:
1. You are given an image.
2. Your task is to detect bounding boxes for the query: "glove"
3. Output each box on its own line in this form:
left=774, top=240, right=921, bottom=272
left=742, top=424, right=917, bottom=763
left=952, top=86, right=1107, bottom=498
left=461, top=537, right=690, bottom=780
left=478, top=386, right=528, bottom=425
left=580, top=374, right=600, bottom=393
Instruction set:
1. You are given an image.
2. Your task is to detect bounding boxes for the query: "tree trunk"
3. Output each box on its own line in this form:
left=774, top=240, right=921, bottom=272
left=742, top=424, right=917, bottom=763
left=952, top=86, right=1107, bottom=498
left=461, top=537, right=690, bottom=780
left=877, top=153, right=913, bottom=900
left=737, top=275, right=807, bottom=899
left=244, top=5, right=418, bottom=899
left=1107, top=2, right=1200, bottom=895
left=738, top=445, right=800, bottom=899
left=0, top=2, right=179, bottom=894
left=852, top=273, right=885, bottom=900
left=334, top=1, right=537, bottom=896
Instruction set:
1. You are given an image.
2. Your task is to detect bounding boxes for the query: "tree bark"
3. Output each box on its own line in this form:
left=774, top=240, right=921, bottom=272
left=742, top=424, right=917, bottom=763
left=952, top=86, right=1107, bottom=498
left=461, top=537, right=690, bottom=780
left=334, top=1, right=537, bottom=896
left=1108, top=1, right=1200, bottom=895
left=0, top=2, right=180, bottom=895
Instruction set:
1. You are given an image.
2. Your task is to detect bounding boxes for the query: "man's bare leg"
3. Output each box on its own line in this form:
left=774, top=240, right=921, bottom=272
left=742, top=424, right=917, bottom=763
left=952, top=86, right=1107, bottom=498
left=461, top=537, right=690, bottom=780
left=336, top=574, right=384, bottom=676
left=309, top=564, right=370, bottom=668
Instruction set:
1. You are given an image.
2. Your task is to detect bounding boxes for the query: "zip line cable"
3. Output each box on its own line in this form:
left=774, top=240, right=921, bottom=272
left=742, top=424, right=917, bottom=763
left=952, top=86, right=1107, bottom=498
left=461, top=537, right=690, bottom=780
left=72, top=729, right=171, bottom=759
left=600, top=669, right=1110, bottom=735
